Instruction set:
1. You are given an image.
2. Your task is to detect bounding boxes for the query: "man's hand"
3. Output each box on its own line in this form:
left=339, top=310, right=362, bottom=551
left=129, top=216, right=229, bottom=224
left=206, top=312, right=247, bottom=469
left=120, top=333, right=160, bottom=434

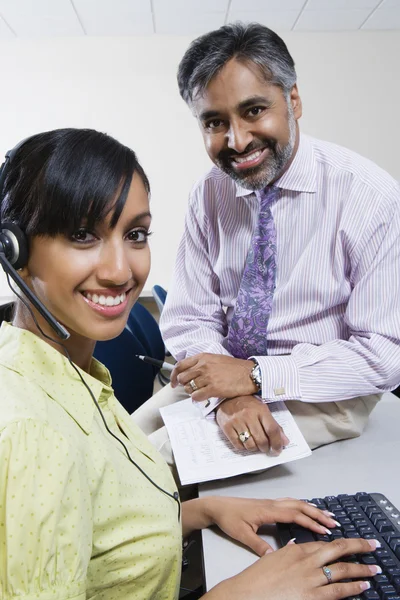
left=216, top=395, right=289, bottom=454
left=171, top=353, right=258, bottom=400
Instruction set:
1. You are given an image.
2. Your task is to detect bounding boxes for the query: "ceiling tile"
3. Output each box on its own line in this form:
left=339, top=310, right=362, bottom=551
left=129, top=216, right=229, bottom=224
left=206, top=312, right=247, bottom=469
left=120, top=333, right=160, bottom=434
left=153, top=0, right=228, bottom=12
left=307, top=0, right=380, bottom=8
left=155, top=11, right=225, bottom=34
left=379, top=0, right=400, bottom=7
left=73, top=0, right=153, bottom=35
left=295, top=9, right=371, bottom=30
left=0, top=0, right=84, bottom=37
left=230, top=0, right=303, bottom=10
left=227, top=10, right=299, bottom=30
left=0, top=14, right=14, bottom=38
left=362, top=7, right=400, bottom=28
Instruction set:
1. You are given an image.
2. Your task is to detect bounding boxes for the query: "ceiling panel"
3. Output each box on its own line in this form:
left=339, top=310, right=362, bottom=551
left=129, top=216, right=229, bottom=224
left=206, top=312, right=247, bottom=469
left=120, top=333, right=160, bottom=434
left=362, top=7, right=400, bottom=27
left=73, top=0, right=153, bottom=35
left=230, top=0, right=304, bottom=10
left=227, top=10, right=299, bottom=30
left=0, top=14, right=14, bottom=38
left=306, top=0, right=380, bottom=8
left=295, top=8, right=371, bottom=30
left=153, top=0, right=228, bottom=12
left=379, top=0, right=400, bottom=7
left=155, top=11, right=225, bottom=34
left=0, top=0, right=83, bottom=37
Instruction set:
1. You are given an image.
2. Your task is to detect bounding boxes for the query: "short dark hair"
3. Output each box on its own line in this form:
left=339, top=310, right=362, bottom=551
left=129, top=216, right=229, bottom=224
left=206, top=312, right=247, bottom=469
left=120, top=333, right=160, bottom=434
left=177, top=22, right=297, bottom=105
left=1, top=128, right=150, bottom=237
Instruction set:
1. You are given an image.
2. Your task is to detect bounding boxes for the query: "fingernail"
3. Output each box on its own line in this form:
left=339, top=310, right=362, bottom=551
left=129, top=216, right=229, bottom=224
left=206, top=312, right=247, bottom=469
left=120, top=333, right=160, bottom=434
left=360, top=581, right=371, bottom=591
left=368, top=539, right=382, bottom=550
left=323, top=527, right=332, bottom=535
left=282, top=434, right=290, bottom=445
left=286, top=537, right=296, bottom=545
left=308, top=502, right=318, bottom=507
left=264, top=548, right=274, bottom=555
left=323, top=510, right=336, bottom=517
left=368, top=565, right=382, bottom=575
left=333, top=520, right=341, bottom=527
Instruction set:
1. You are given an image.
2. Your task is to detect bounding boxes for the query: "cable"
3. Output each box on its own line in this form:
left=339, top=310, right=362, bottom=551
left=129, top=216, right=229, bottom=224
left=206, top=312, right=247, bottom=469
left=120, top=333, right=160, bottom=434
left=5, top=274, right=181, bottom=521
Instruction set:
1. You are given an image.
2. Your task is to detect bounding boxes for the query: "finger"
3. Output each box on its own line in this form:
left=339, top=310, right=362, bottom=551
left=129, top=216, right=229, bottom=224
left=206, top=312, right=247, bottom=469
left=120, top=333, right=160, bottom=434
left=177, top=368, right=203, bottom=387
left=236, top=426, right=258, bottom=452
left=293, top=502, right=341, bottom=529
left=171, top=357, right=198, bottom=384
left=319, top=561, right=381, bottom=585
left=260, top=413, right=284, bottom=455
left=317, top=580, right=372, bottom=600
left=246, top=419, right=271, bottom=453
left=315, top=537, right=381, bottom=565
left=291, top=513, right=334, bottom=536
left=222, top=425, right=246, bottom=451
left=236, top=526, right=273, bottom=557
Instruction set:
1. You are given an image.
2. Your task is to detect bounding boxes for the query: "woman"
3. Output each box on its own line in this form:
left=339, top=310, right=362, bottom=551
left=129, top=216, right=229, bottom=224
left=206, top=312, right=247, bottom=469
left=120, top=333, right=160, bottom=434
left=0, top=129, right=379, bottom=600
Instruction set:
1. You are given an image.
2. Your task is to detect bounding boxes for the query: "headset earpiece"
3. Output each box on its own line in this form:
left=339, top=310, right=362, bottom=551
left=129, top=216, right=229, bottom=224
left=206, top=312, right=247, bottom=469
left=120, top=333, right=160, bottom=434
left=0, top=221, right=29, bottom=270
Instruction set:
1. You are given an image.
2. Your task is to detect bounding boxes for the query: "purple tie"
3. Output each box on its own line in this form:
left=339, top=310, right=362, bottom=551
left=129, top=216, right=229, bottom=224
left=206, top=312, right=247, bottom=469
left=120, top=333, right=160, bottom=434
left=227, top=186, right=279, bottom=359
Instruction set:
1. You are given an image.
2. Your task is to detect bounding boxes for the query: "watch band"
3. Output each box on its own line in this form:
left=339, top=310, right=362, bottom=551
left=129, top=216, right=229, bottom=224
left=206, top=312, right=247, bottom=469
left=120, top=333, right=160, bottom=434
left=249, top=359, right=262, bottom=391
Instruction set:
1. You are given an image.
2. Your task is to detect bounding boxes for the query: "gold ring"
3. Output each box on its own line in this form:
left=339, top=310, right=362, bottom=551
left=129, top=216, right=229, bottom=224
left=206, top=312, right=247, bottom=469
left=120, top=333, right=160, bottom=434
left=189, top=379, right=198, bottom=392
left=238, top=430, right=252, bottom=444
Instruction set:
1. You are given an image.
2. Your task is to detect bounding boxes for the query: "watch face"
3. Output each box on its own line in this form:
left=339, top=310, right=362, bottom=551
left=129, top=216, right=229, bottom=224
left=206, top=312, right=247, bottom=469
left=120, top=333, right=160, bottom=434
left=252, top=364, right=262, bottom=388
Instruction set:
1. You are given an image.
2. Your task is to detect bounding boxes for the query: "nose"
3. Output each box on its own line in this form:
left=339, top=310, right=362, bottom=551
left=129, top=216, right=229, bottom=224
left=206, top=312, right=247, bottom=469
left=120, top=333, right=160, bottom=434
left=96, top=241, right=132, bottom=286
left=226, top=120, right=252, bottom=154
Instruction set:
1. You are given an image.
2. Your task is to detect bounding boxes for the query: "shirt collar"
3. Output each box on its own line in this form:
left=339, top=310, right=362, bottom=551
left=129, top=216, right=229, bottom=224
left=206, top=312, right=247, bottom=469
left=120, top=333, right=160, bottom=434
left=234, top=132, right=317, bottom=198
left=0, top=322, right=113, bottom=434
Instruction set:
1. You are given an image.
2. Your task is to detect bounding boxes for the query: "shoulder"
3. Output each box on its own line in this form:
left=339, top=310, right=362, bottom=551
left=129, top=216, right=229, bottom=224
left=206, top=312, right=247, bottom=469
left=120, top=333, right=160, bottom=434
left=309, top=135, right=399, bottom=204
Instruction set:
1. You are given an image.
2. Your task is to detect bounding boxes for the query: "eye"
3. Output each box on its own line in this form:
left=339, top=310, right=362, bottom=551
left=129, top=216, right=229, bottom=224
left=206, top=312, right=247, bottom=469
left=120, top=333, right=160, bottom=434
left=247, top=106, right=264, bottom=118
left=204, top=119, right=224, bottom=131
left=70, top=228, right=97, bottom=243
left=126, top=228, right=152, bottom=244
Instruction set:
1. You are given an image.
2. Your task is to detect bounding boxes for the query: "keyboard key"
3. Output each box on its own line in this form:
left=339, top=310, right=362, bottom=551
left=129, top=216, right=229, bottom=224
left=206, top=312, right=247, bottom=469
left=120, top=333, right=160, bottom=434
left=346, top=532, right=361, bottom=538
left=360, top=526, right=376, bottom=535
left=290, top=528, right=315, bottom=543
left=381, top=558, right=398, bottom=568
left=362, top=590, right=379, bottom=599
left=377, top=520, right=396, bottom=534
left=356, top=493, right=372, bottom=502
left=361, top=554, right=378, bottom=564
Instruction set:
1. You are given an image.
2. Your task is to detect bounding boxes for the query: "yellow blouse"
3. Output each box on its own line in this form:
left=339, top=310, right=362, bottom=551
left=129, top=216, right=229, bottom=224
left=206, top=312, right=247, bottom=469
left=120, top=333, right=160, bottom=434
left=0, top=322, right=182, bottom=600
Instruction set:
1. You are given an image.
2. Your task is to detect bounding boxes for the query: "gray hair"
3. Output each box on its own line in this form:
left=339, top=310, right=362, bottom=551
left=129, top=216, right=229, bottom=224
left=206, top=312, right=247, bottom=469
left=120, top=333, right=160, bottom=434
left=177, top=22, right=297, bottom=105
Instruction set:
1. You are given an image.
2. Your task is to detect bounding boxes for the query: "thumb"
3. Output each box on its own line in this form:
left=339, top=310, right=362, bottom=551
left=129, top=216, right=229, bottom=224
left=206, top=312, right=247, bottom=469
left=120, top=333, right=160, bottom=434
left=240, top=528, right=273, bottom=557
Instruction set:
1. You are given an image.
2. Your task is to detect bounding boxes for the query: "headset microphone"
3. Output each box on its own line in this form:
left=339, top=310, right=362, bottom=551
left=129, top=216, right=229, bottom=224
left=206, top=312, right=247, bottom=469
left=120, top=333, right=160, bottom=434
left=0, top=139, right=70, bottom=340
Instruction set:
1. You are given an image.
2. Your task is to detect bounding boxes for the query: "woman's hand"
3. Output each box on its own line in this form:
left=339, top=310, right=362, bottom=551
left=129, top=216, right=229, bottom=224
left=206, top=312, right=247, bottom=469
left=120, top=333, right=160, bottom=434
left=205, top=538, right=381, bottom=600
left=201, top=496, right=340, bottom=555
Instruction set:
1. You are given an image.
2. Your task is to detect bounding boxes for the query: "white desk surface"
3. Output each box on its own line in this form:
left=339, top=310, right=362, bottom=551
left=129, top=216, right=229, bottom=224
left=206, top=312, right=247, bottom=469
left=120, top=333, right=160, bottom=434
left=199, top=392, right=400, bottom=591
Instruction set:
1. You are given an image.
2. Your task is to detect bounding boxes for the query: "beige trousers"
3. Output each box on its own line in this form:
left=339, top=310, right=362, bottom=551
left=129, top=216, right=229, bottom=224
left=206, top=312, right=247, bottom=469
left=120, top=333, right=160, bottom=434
left=132, top=384, right=381, bottom=466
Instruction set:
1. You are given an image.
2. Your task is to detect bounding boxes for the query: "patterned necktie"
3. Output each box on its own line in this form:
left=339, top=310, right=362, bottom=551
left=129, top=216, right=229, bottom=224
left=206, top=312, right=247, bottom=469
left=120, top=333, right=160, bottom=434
left=227, top=186, right=279, bottom=359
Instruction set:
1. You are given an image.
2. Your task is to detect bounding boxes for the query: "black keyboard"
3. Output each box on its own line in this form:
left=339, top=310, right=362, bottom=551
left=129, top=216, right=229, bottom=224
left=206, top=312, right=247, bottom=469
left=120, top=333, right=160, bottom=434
left=277, top=493, right=400, bottom=600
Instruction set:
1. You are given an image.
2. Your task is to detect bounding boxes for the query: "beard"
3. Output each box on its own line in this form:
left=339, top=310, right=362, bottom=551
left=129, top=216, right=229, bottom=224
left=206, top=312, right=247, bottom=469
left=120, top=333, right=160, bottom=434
left=215, top=104, right=297, bottom=191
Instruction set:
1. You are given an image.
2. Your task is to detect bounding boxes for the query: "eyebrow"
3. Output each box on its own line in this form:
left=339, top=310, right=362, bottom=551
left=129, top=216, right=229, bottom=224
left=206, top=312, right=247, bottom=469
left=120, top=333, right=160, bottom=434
left=124, top=211, right=152, bottom=228
left=199, top=95, right=273, bottom=121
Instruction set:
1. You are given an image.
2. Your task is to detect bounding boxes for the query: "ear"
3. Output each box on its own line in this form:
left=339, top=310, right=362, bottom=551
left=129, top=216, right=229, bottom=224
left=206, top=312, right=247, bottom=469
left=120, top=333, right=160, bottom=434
left=289, top=84, right=302, bottom=120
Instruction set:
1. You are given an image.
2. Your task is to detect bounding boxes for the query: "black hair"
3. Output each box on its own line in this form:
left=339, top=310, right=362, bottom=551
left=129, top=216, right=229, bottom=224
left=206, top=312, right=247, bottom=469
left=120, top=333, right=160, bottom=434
left=0, top=128, right=150, bottom=237
left=177, top=22, right=297, bottom=105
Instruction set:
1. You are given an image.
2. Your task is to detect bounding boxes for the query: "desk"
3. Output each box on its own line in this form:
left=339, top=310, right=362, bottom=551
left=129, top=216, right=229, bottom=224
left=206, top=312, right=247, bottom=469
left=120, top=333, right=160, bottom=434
left=199, top=392, right=400, bottom=591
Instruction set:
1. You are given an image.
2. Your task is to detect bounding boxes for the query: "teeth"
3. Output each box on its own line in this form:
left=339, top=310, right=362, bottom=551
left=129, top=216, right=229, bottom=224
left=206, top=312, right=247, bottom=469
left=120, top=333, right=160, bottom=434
left=83, top=292, right=126, bottom=307
left=233, top=149, right=263, bottom=164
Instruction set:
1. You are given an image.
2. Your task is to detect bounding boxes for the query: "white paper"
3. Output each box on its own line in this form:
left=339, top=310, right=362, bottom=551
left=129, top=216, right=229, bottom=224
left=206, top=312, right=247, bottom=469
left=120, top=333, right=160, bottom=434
left=160, top=399, right=311, bottom=485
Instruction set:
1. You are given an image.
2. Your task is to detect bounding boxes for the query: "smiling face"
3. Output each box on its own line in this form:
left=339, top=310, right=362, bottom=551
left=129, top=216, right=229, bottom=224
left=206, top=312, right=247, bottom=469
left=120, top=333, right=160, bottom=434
left=19, top=172, right=151, bottom=352
left=193, top=58, right=302, bottom=190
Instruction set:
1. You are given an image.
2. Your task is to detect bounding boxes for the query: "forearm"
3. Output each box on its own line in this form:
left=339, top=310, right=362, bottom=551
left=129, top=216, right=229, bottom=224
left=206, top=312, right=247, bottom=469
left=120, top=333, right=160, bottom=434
left=181, top=497, right=215, bottom=538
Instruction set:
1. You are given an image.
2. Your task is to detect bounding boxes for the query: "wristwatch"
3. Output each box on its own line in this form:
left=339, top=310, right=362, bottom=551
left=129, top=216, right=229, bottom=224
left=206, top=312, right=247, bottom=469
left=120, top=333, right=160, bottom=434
left=249, top=359, right=262, bottom=392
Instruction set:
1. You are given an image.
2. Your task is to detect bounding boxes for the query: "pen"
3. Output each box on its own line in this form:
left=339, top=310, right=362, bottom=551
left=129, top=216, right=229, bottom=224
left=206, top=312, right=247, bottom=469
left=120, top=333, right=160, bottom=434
left=135, top=354, right=175, bottom=372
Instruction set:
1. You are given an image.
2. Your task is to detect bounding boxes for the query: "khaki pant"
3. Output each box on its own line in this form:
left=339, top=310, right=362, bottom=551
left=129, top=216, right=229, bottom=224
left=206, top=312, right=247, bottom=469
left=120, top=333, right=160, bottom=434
left=132, top=384, right=381, bottom=466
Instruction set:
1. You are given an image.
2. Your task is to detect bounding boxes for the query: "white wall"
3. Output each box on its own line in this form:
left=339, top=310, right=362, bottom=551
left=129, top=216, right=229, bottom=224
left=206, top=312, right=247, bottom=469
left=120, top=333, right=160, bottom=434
left=0, top=31, right=399, bottom=299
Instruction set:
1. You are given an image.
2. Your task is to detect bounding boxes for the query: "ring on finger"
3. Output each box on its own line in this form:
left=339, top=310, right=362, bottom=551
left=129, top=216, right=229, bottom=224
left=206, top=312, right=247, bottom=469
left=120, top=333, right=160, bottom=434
left=322, top=565, right=333, bottom=584
left=238, top=430, right=252, bottom=444
left=189, top=379, right=198, bottom=392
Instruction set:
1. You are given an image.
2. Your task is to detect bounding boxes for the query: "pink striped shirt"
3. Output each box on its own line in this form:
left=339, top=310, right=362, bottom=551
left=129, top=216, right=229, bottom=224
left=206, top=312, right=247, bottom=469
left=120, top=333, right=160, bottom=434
left=160, top=134, right=400, bottom=411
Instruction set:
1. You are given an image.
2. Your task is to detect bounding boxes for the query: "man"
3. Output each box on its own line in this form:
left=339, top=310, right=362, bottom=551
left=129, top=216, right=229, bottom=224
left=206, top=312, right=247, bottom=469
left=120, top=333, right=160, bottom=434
left=134, top=22, right=400, bottom=459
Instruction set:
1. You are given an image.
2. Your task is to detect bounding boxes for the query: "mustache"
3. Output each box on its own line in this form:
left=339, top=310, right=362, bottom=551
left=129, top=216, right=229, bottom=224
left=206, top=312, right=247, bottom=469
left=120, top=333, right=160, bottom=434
left=218, top=138, right=277, bottom=162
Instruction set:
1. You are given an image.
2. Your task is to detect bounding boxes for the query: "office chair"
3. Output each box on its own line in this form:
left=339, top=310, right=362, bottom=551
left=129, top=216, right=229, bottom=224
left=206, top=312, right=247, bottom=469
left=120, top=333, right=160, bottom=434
left=151, top=284, right=167, bottom=315
left=94, top=302, right=167, bottom=413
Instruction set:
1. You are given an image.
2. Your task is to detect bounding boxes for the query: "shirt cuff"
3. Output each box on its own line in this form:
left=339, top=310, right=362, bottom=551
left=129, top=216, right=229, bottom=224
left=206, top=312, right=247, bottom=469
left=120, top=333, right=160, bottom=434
left=251, top=355, right=302, bottom=401
left=194, top=396, right=226, bottom=416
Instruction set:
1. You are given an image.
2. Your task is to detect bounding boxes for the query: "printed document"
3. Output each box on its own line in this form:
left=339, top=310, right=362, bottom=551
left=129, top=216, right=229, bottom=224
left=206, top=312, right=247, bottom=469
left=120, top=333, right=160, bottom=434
left=160, top=399, right=311, bottom=485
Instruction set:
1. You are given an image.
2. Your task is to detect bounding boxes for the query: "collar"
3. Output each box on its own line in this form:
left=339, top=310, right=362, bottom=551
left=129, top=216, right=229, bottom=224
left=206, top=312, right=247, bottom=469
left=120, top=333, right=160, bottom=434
left=0, top=322, right=113, bottom=434
left=234, top=133, right=317, bottom=198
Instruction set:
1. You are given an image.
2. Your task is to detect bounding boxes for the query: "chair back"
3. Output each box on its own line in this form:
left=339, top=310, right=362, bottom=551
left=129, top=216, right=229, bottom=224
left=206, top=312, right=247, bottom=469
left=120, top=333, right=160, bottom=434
left=151, top=285, right=167, bottom=315
left=94, top=302, right=165, bottom=413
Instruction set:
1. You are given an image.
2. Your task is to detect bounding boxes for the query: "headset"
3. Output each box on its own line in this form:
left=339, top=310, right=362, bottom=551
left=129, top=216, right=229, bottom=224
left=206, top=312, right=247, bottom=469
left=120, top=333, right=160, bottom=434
left=0, top=137, right=181, bottom=521
left=0, top=137, right=69, bottom=339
